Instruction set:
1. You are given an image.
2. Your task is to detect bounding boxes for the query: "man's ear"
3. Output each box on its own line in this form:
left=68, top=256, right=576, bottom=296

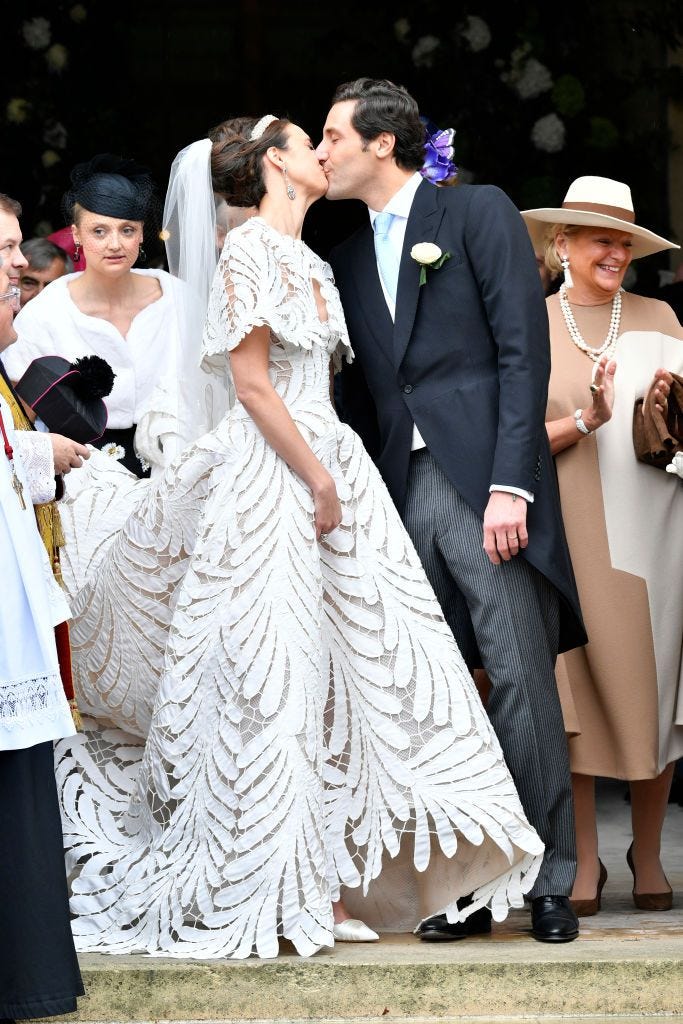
left=374, top=132, right=397, bottom=161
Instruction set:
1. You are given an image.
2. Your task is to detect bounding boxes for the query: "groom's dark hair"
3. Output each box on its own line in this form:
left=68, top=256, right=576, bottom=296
left=332, top=78, right=426, bottom=172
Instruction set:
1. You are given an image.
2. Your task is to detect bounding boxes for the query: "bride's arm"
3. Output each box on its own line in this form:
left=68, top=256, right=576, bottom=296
left=230, top=327, right=341, bottom=539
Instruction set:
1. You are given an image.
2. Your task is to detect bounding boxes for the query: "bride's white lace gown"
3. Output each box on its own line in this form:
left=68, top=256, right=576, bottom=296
left=56, top=218, right=543, bottom=959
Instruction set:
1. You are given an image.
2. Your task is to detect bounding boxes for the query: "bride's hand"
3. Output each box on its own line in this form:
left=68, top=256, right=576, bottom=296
left=312, top=473, right=342, bottom=540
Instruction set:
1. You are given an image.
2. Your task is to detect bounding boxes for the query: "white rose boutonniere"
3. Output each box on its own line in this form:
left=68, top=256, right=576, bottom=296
left=411, top=242, right=452, bottom=285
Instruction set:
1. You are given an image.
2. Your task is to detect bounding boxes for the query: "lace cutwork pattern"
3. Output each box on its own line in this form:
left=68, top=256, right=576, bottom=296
left=55, top=219, right=543, bottom=959
left=14, top=431, right=55, bottom=504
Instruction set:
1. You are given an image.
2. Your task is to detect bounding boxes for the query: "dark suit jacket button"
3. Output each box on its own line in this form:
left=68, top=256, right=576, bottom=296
left=402, top=384, right=413, bottom=394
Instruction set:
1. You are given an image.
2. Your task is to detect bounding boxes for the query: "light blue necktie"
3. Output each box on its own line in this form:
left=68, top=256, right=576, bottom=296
left=373, top=211, right=399, bottom=303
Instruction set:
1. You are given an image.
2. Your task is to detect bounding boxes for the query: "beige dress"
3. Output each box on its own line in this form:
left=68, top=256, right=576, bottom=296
left=546, top=291, right=683, bottom=779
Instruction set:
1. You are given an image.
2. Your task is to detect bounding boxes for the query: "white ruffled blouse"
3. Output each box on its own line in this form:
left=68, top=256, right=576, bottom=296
left=4, top=269, right=183, bottom=430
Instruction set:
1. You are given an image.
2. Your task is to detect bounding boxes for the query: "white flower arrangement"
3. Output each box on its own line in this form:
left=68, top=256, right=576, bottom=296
left=500, top=44, right=553, bottom=100
left=45, top=43, right=69, bottom=72
left=515, top=58, right=553, bottom=99
left=412, top=35, right=440, bottom=69
left=22, top=17, right=51, bottom=50
left=531, top=113, right=566, bottom=153
left=460, top=16, right=491, bottom=53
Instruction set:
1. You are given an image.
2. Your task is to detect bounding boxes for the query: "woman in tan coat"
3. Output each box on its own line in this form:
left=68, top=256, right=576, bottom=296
left=522, top=176, right=683, bottom=916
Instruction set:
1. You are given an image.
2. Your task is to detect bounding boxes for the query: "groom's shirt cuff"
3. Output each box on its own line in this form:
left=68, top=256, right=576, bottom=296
left=489, top=484, right=534, bottom=503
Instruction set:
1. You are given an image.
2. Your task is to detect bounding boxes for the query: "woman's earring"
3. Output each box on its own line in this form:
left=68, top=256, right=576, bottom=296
left=73, top=242, right=81, bottom=262
left=561, top=255, right=573, bottom=289
left=282, top=166, right=296, bottom=201
left=137, top=246, right=147, bottom=264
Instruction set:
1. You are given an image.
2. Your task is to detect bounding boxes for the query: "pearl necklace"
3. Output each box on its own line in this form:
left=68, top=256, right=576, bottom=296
left=559, top=283, right=622, bottom=363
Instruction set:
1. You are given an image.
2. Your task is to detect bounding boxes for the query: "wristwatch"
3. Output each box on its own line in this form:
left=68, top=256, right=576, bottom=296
left=574, top=409, right=593, bottom=435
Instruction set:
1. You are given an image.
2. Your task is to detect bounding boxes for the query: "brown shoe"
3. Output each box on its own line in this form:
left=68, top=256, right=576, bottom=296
left=626, top=843, right=673, bottom=911
left=571, top=860, right=608, bottom=917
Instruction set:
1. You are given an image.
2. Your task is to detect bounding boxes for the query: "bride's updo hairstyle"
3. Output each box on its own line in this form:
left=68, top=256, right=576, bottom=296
left=209, top=116, right=291, bottom=208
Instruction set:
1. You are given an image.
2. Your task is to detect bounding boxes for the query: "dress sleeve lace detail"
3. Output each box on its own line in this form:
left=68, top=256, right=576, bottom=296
left=14, top=432, right=56, bottom=504
left=202, top=218, right=353, bottom=368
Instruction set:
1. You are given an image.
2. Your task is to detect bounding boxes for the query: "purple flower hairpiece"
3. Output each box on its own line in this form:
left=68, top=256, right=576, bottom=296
left=421, top=127, right=458, bottom=184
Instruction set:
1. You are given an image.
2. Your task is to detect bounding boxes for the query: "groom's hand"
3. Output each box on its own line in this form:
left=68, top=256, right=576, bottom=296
left=483, top=492, right=528, bottom=565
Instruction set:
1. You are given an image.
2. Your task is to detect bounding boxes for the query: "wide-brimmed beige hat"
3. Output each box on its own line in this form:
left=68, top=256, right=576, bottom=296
left=521, top=176, right=679, bottom=259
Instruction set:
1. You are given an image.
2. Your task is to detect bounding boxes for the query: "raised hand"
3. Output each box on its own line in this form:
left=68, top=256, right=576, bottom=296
left=585, top=356, right=617, bottom=431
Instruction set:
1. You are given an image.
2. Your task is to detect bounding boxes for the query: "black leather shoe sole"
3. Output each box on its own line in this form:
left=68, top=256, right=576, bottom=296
left=531, top=925, right=579, bottom=943
left=419, top=907, right=492, bottom=942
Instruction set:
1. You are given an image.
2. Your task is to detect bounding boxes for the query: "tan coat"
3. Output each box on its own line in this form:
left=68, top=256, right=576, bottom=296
left=546, top=291, right=683, bottom=779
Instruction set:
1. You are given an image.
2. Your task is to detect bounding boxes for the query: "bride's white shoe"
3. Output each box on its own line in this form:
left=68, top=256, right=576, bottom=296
left=332, top=918, right=380, bottom=942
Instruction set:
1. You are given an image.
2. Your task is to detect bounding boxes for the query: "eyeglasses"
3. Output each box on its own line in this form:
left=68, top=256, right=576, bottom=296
left=0, top=286, right=20, bottom=311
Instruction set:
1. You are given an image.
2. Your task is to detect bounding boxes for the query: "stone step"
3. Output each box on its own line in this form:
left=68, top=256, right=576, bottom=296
left=45, top=788, right=683, bottom=1023
left=49, top=902, right=683, bottom=1022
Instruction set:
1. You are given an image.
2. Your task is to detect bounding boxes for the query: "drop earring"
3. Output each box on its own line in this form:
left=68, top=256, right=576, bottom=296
left=561, top=255, right=573, bottom=289
left=137, top=246, right=147, bottom=264
left=73, top=242, right=81, bottom=262
left=282, top=166, right=296, bottom=201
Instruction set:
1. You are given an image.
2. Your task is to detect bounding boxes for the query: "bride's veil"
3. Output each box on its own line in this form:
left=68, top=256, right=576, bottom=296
left=138, top=138, right=230, bottom=463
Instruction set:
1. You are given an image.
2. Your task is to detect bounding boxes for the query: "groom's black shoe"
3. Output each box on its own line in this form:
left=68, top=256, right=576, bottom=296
left=418, top=906, right=492, bottom=941
left=530, top=896, right=579, bottom=943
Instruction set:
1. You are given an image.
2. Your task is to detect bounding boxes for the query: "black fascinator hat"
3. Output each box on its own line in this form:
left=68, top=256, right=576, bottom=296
left=62, top=153, right=156, bottom=223
left=15, top=355, right=115, bottom=443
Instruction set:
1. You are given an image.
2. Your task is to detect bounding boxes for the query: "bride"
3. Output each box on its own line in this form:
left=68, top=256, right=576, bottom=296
left=56, top=114, right=544, bottom=959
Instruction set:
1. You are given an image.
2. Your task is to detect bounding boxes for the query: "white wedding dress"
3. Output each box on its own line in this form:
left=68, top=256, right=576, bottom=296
left=56, top=218, right=543, bottom=959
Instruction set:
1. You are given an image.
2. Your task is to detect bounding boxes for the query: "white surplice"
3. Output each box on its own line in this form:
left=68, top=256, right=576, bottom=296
left=0, top=394, right=74, bottom=750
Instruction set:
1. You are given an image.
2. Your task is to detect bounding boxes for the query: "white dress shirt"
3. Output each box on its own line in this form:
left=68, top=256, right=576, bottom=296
left=368, top=175, right=533, bottom=503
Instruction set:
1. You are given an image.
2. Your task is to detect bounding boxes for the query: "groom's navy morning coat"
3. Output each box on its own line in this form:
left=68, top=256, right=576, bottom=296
left=329, top=178, right=586, bottom=655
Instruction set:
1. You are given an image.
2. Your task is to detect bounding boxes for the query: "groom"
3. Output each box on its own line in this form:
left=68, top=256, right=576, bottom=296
left=319, top=79, right=586, bottom=943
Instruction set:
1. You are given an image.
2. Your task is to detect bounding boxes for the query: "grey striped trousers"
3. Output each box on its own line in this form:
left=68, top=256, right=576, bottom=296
left=403, top=450, right=576, bottom=898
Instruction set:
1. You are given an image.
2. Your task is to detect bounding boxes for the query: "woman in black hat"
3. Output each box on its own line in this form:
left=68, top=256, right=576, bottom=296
left=4, top=154, right=187, bottom=477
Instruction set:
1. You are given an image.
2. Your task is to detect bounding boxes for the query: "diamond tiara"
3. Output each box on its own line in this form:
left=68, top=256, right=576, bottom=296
left=250, top=115, right=279, bottom=141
